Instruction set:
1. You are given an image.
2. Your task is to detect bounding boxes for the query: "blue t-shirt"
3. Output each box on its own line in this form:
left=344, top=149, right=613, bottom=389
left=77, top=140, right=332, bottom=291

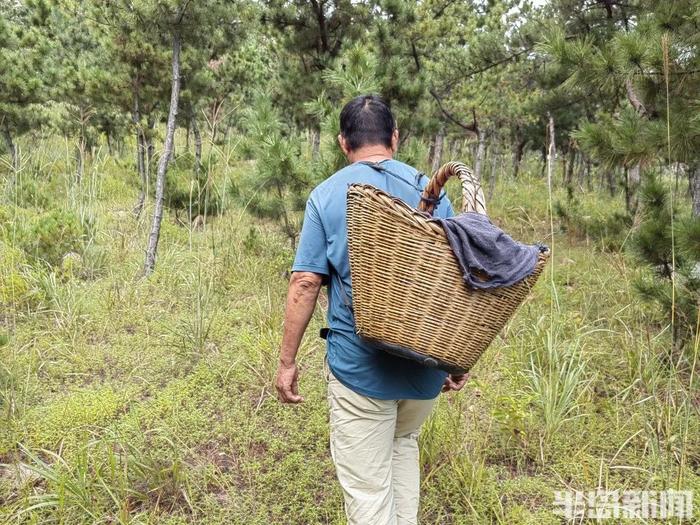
left=292, top=159, right=454, bottom=400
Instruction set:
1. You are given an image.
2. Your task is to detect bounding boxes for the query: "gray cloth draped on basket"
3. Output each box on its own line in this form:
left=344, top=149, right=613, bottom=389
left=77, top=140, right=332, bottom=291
left=433, top=212, right=544, bottom=290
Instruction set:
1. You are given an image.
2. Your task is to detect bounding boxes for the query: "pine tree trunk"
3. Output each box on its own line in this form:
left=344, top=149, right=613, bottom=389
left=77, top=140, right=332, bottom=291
left=2, top=124, right=18, bottom=172
left=690, top=161, right=700, bottom=218
left=430, top=127, right=444, bottom=174
left=448, top=137, right=460, bottom=162
left=627, top=162, right=641, bottom=214
left=189, top=104, right=206, bottom=224
left=75, top=143, right=83, bottom=185
left=547, top=115, right=555, bottom=191
left=539, top=148, right=546, bottom=178
left=210, top=99, right=226, bottom=146
left=146, top=115, right=156, bottom=167
left=487, top=146, right=499, bottom=201
left=607, top=170, right=616, bottom=197
left=310, top=127, right=320, bottom=160
left=211, top=106, right=219, bottom=146
left=276, top=181, right=296, bottom=250
left=511, top=139, right=525, bottom=178
left=133, top=132, right=147, bottom=218
left=586, top=159, right=592, bottom=191
left=564, top=147, right=575, bottom=189
left=75, top=105, right=89, bottom=185
left=576, top=153, right=585, bottom=189
left=132, top=90, right=147, bottom=218
left=144, top=32, right=181, bottom=276
left=474, top=130, right=487, bottom=181
left=191, top=105, right=202, bottom=177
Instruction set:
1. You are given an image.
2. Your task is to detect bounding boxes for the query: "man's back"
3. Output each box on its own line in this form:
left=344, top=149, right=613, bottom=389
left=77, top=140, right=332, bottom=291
left=292, top=159, right=454, bottom=400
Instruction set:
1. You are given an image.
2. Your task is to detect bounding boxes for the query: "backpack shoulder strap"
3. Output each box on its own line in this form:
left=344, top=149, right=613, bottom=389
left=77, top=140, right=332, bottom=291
left=358, top=160, right=447, bottom=210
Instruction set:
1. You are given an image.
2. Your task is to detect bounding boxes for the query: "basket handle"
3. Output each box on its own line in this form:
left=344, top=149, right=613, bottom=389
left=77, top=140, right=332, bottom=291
left=418, top=161, right=487, bottom=216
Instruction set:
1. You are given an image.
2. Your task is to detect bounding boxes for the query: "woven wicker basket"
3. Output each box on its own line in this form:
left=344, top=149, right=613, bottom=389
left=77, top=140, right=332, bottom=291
left=346, top=161, right=549, bottom=374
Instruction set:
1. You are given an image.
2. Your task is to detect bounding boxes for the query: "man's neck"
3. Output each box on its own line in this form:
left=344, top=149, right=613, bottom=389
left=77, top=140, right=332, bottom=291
left=346, top=145, right=394, bottom=164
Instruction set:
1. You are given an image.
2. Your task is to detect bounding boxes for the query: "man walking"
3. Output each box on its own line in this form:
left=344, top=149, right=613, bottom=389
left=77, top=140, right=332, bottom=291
left=275, top=95, right=468, bottom=525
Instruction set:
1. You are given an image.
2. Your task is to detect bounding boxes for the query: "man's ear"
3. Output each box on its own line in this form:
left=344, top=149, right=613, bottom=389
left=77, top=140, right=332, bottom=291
left=391, top=128, right=399, bottom=153
left=338, top=134, right=351, bottom=157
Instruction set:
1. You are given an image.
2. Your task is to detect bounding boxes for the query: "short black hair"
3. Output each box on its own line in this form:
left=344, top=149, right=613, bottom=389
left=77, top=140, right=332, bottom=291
left=339, top=95, right=396, bottom=151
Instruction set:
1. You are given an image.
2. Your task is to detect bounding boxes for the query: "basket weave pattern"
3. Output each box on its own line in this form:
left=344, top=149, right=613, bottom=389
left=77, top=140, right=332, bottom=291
left=346, top=162, right=549, bottom=373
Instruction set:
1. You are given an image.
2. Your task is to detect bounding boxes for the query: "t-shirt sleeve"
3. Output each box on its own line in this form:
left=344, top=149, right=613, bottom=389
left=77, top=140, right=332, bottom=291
left=291, top=196, right=329, bottom=275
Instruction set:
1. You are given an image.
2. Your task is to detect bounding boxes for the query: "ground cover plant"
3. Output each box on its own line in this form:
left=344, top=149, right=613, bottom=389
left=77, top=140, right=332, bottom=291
left=1, top=0, right=699, bottom=523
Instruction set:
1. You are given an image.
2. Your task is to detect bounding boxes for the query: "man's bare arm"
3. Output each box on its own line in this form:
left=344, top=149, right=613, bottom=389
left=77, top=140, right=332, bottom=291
left=275, top=271, right=323, bottom=403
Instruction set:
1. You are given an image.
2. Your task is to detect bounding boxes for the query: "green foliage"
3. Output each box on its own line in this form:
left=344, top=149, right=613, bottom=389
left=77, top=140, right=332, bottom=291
left=12, top=426, right=194, bottom=521
left=321, top=43, right=380, bottom=100
left=677, top=216, right=700, bottom=262
left=1, top=1, right=700, bottom=523
left=490, top=387, right=532, bottom=442
left=239, top=96, right=310, bottom=248
left=164, top=153, right=226, bottom=218
left=23, top=387, right=128, bottom=449
left=574, top=109, right=660, bottom=170
left=521, top=319, right=592, bottom=440
left=554, top=190, right=632, bottom=251
left=16, top=208, right=86, bottom=267
left=0, top=0, right=53, bottom=159
left=0, top=241, right=34, bottom=308
left=303, top=43, right=383, bottom=180
left=4, top=176, right=52, bottom=209
left=1, top=153, right=699, bottom=523
left=262, top=0, right=371, bottom=127
left=630, top=174, right=699, bottom=349
left=545, top=0, right=700, bottom=170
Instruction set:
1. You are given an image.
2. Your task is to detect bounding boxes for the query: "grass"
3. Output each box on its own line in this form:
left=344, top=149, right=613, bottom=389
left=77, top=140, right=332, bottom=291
left=0, top=135, right=698, bottom=524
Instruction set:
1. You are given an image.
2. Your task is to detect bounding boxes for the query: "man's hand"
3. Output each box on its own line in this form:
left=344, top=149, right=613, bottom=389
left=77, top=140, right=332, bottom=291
left=275, top=360, right=304, bottom=403
left=442, top=372, right=470, bottom=393
left=276, top=271, right=322, bottom=404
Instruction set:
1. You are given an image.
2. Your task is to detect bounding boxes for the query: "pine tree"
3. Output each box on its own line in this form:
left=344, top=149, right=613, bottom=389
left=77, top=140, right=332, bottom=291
left=632, top=175, right=699, bottom=352
left=542, top=0, right=700, bottom=350
left=71, top=0, right=247, bottom=275
left=0, top=0, right=52, bottom=172
left=240, top=95, right=310, bottom=250
left=47, top=2, right=112, bottom=183
left=79, top=0, right=172, bottom=217
left=262, top=0, right=371, bottom=135
left=543, top=0, right=700, bottom=214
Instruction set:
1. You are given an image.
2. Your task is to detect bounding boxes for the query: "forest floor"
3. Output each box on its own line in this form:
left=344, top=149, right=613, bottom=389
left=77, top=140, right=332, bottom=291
left=0, top=145, right=698, bottom=524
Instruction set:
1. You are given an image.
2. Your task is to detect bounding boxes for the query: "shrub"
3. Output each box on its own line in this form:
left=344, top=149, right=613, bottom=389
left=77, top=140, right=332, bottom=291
left=630, top=174, right=699, bottom=351
left=555, top=190, right=632, bottom=251
left=161, top=152, right=228, bottom=221
left=20, top=209, right=87, bottom=267
left=0, top=241, right=35, bottom=309
left=238, top=96, right=311, bottom=250
left=4, top=176, right=52, bottom=209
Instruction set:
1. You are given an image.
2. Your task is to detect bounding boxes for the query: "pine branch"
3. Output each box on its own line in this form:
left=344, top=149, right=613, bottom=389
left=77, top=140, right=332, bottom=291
left=429, top=89, right=478, bottom=135
left=432, top=0, right=459, bottom=20
left=438, top=46, right=534, bottom=93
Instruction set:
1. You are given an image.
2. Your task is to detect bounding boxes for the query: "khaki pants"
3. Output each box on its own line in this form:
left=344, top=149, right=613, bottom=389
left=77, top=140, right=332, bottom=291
left=326, top=367, right=437, bottom=525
